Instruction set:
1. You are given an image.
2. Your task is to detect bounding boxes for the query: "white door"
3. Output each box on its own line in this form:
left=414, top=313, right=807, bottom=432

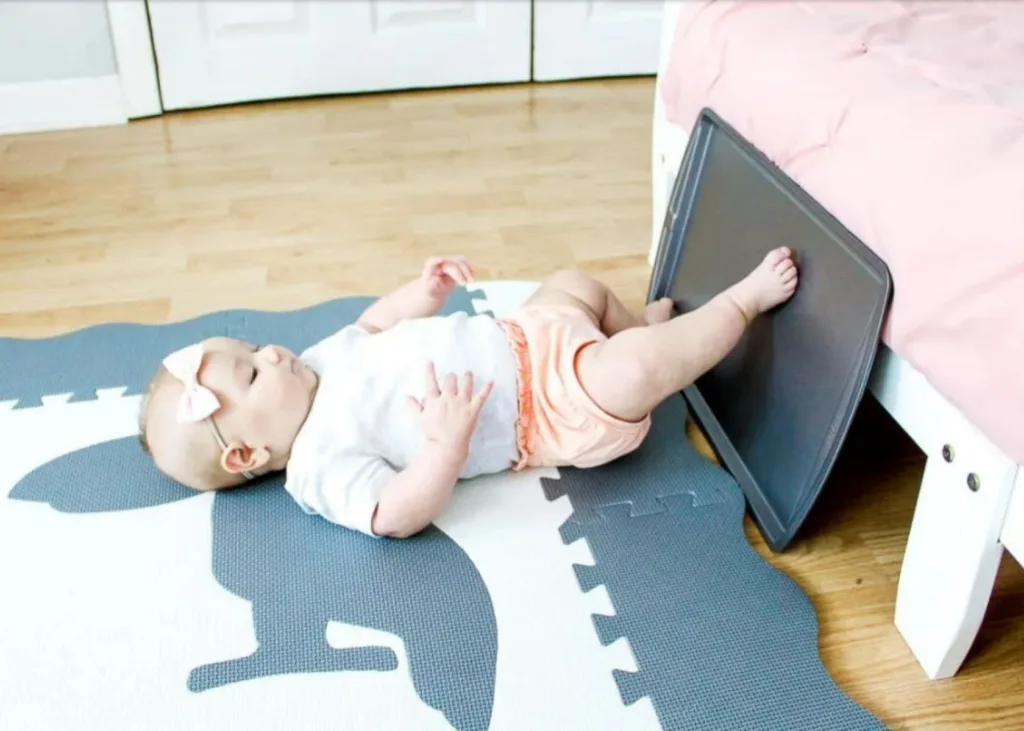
left=532, top=0, right=663, bottom=81
left=147, top=0, right=533, bottom=111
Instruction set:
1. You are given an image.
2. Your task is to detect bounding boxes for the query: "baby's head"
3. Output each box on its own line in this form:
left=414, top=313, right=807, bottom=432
left=139, top=336, right=318, bottom=492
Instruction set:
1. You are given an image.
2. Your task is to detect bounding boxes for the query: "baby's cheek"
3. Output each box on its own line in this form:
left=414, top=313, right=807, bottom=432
left=272, top=380, right=303, bottom=417
left=252, top=386, right=288, bottom=429
left=247, top=409, right=273, bottom=437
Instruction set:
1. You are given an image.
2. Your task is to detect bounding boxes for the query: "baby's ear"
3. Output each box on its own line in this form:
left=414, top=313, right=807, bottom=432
left=220, top=442, right=271, bottom=474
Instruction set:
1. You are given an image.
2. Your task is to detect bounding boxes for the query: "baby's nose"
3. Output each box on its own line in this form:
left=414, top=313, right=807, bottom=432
left=265, top=346, right=282, bottom=365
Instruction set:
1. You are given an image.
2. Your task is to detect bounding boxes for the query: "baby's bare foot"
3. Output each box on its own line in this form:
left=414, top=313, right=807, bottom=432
left=729, top=247, right=799, bottom=318
left=643, top=297, right=674, bottom=325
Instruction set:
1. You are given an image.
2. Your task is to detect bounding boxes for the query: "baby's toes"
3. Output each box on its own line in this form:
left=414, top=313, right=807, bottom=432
left=772, top=252, right=794, bottom=269
left=780, top=265, right=797, bottom=283
left=763, top=247, right=789, bottom=268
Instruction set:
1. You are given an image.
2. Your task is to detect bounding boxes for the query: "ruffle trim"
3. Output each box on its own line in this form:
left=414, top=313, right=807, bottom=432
left=497, top=318, right=536, bottom=471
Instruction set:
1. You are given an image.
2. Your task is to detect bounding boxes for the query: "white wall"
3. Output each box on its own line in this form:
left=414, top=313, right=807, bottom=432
left=0, top=1, right=116, bottom=85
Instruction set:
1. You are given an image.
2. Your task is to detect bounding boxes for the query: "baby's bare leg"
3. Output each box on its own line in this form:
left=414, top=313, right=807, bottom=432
left=525, top=268, right=673, bottom=336
left=577, top=247, right=798, bottom=423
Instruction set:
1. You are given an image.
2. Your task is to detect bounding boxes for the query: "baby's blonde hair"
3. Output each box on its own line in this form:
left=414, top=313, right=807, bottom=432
left=138, top=365, right=246, bottom=492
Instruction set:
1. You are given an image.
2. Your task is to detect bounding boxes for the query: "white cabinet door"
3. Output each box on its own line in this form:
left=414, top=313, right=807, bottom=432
left=147, top=0, right=532, bottom=111
left=532, top=0, right=663, bottom=81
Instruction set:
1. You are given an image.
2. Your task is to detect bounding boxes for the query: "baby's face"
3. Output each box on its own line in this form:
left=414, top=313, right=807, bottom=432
left=198, top=336, right=318, bottom=468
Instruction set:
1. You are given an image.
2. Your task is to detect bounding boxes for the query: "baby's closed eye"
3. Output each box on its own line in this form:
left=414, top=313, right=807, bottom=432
left=248, top=344, right=264, bottom=384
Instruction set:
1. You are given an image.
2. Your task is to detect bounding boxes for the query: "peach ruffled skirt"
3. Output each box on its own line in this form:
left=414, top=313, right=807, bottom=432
left=496, top=305, right=651, bottom=470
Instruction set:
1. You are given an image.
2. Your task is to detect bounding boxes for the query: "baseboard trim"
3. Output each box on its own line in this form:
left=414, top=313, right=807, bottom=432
left=0, top=76, right=128, bottom=136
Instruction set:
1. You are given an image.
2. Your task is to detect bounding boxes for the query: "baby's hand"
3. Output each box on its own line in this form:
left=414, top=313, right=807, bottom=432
left=421, top=255, right=475, bottom=299
left=407, top=361, right=493, bottom=451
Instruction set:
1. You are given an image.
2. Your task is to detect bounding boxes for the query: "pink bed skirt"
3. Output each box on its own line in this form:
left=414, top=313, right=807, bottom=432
left=660, top=0, right=1024, bottom=463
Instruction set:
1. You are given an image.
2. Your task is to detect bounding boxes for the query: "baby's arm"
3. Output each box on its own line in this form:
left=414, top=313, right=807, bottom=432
left=371, top=362, right=493, bottom=538
left=357, top=256, right=474, bottom=333
left=371, top=441, right=467, bottom=538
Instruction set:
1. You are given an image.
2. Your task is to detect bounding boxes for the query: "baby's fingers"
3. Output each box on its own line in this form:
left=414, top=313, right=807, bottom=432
left=453, top=256, right=475, bottom=284
left=441, top=261, right=468, bottom=286
left=459, top=371, right=475, bottom=400
left=423, top=361, right=441, bottom=398
left=422, top=256, right=443, bottom=279
left=440, top=256, right=474, bottom=285
left=470, top=381, right=494, bottom=412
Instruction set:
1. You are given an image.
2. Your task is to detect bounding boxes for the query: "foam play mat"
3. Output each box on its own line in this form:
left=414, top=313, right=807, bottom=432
left=0, top=282, right=885, bottom=730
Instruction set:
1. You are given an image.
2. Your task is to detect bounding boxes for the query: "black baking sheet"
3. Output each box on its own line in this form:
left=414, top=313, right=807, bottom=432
left=648, top=108, right=892, bottom=552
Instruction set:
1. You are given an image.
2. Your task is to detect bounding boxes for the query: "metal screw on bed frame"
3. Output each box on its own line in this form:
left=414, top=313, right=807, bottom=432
left=941, top=444, right=954, bottom=462
left=967, top=473, right=981, bottom=492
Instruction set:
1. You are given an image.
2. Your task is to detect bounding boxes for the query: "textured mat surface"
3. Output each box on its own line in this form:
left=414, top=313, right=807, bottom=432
left=0, top=283, right=886, bottom=730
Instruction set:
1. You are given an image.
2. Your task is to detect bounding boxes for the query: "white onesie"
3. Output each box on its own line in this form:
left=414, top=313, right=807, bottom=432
left=284, top=310, right=521, bottom=535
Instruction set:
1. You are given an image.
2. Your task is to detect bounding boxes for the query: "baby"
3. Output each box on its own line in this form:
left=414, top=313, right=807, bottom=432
left=139, top=249, right=798, bottom=538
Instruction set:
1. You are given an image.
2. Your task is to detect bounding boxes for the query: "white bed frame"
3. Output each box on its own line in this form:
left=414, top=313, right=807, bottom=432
left=649, top=0, right=1023, bottom=681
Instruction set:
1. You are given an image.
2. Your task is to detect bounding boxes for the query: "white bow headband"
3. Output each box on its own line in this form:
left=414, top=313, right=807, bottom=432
left=162, top=342, right=255, bottom=480
left=163, top=343, right=219, bottom=423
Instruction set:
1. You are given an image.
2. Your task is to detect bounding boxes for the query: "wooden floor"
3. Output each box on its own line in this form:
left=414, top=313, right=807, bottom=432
left=1, top=78, right=1021, bottom=729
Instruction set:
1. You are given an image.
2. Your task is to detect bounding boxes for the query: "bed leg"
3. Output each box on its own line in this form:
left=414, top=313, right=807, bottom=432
left=893, top=440, right=1016, bottom=679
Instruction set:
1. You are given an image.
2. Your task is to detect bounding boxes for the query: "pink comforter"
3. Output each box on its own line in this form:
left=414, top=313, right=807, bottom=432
left=660, top=1, right=1024, bottom=463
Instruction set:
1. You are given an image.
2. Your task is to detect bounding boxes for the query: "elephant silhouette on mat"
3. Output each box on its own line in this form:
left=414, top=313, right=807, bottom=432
left=10, top=437, right=498, bottom=731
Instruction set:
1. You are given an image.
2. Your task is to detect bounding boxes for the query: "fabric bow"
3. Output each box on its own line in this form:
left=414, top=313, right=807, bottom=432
left=163, top=343, right=220, bottom=424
